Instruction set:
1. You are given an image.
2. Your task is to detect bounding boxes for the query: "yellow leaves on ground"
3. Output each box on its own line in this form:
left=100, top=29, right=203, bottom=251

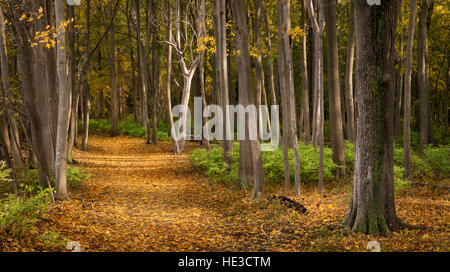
left=9, top=135, right=449, bottom=252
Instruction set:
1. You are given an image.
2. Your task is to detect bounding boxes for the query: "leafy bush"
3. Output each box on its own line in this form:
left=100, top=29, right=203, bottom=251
left=190, top=140, right=450, bottom=186
left=37, top=230, right=69, bottom=250
left=422, top=145, right=450, bottom=178
left=67, top=166, right=90, bottom=190
left=190, top=141, right=343, bottom=185
left=0, top=189, right=53, bottom=249
left=88, top=117, right=171, bottom=141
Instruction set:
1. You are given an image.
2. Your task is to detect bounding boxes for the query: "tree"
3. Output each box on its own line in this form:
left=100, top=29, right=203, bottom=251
left=231, top=0, right=264, bottom=198
left=81, top=0, right=91, bottom=151
left=108, top=0, right=119, bottom=137
left=344, top=0, right=407, bottom=236
left=307, top=0, right=325, bottom=194
left=418, top=0, right=432, bottom=152
left=54, top=0, right=71, bottom=199
left=403, top=0, right=418, bottom=178
left=344, top=2, right=356, bottom=143
left=299, top=0, right=310, bottom=143
left=323, top=0, right=346, bottom=176
left=0, top=6, right=23, bottom=170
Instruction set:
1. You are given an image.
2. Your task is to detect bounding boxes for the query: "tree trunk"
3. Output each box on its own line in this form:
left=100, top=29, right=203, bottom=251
left=81, top=0, right=91, bottom=151
left=403, top=0, right=417, bottom=178
left=300, top=0, right=310, bottom=143
left=54, top=0, right=71, bottom=200
left=150, top=0, right=159, bottom=145
left=231, top=0, right=264, bottom=198
left=418, top=0, right=430, bottom=152
left=344, top=2, right=356, bottom=143
left=165, top=1, right=180, bottom=154
left=216, top=0, right=233, bottom=166
left=323, top=0, right=346, bottom=176
left=344, top=0, right=405, bottom=236
left=108, top=0, right=119, bottom=137
left=280, top=0, right=301, bottom=197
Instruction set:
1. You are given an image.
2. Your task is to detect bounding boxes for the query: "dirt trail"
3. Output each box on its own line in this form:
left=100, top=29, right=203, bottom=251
left=44, top=136, right=241, bottom=251
left=40, top=135, right=449, bottom=252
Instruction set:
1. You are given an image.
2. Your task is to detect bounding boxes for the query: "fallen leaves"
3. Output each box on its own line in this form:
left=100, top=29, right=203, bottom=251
left=3, top=135, right=448, bottom=252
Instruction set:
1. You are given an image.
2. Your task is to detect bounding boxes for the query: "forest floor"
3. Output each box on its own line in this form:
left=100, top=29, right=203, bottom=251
left=15, top=136, right=449, bottom=252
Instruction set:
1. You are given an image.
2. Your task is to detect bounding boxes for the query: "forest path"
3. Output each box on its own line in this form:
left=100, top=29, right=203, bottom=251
left=44, top=135, right=243, bottom=251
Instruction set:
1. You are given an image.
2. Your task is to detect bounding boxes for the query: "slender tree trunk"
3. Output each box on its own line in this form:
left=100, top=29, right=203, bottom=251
left=262, top=0, right=277, bottom=108
left=216, top=0, right=233, bottom=166
left=67, top=4, right=77, bottom=160
left=165, top=1, right=180, bottom=154
left=323, top=0, right=346, bottom=176
left=445, top=55, right=449, bottom=130
left=403, top=0, right=417, bottom=178
left=54, top=0, right=70, bottom=200
left=150, top=0, right=159, bottom=145
left=300, top=0, right=310, bottom=143
left=418, top=0, right=430, bottom=152
left=108, top=0, right=119, bottom=137
left=280, top=0, right=301, bottom=197
left=344, top=2, right=356, bottom=143
left=81, top=0, right=91, bottom=151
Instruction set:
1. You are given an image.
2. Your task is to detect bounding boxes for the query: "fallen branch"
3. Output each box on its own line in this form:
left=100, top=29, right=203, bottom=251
left=269, top=195, right=307, bottom=214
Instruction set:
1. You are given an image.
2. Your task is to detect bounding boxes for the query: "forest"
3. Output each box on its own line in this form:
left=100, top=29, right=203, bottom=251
left=0, top=0, right=448, bottom=252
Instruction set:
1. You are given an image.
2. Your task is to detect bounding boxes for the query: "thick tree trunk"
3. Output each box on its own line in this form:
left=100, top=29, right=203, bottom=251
left=323, top=0, right=346, bottom=176
left=231, top=0, right=264, bottom=198
left=344, top=0, right=405, bottom=236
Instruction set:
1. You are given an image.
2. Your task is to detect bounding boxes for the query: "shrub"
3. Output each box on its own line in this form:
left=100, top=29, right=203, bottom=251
left=0, top=189, right=53, bottom=250
left=190, top=141, right=342, bottom=185
left=37, top=230, right=69, bottom=250
left=67, top=166, right=90, bottom=190
left=89, top=117, right=171, bottom=141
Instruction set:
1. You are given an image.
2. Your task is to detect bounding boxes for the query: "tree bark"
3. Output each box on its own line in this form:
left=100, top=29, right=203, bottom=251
left=231, top=0, right=264, bottom=198
left=344, top=0, right=405, bottom=236
left=418, top=0, right=430, bottom=152
left=344, top=2, right=356, bottom=143
left=54, top=0, right=71, bottom=199
left=403, top=0, right=417, bottom=178
left=108, top=0, right=119, bottom=137
left=323, top=0, right=346, bottom=176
